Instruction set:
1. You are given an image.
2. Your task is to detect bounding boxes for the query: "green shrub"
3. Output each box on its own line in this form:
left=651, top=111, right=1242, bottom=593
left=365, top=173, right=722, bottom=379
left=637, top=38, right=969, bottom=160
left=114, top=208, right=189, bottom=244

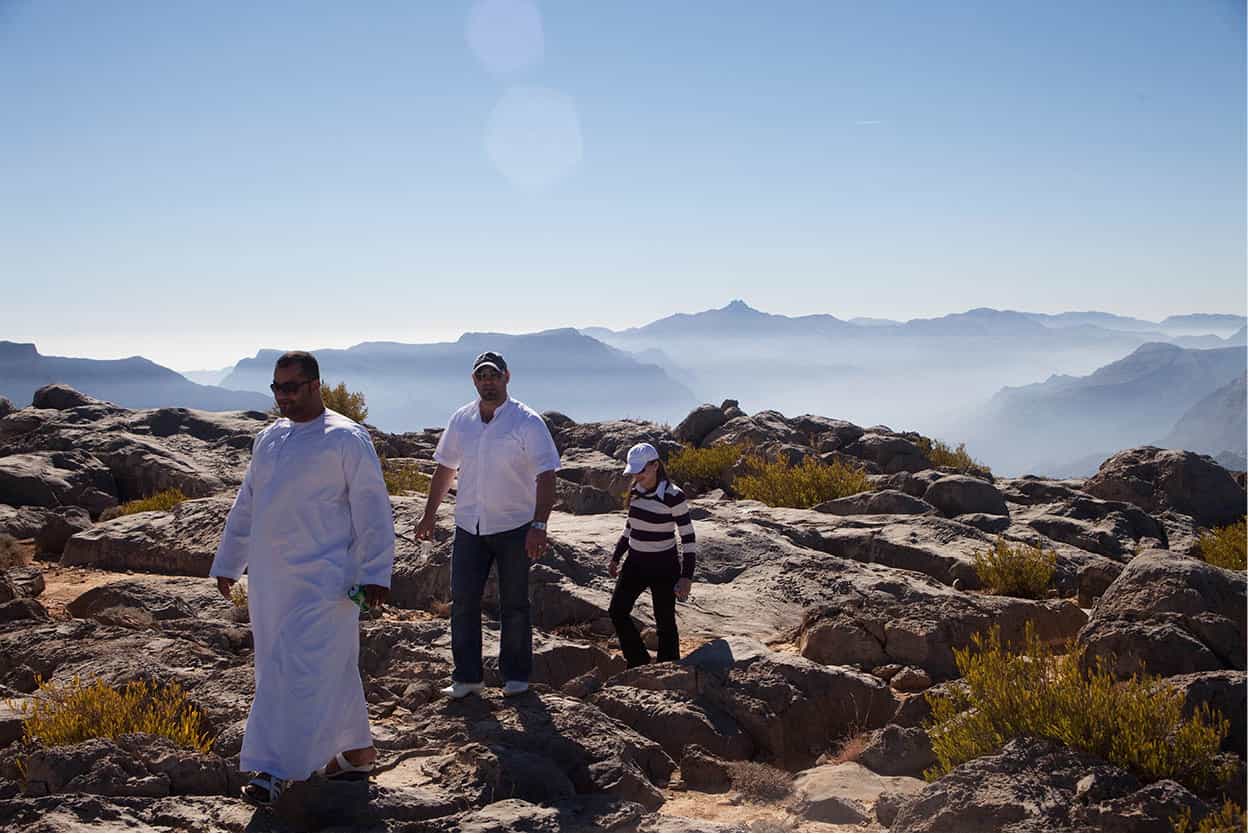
left=229, top=580, right=248, bottom=610
left=913, top=436, right=992, bottom=477
left=322, top=381, right=368, bottom=424
left=18, top=675, right=212, bottom=752
left=382, top=459, right=432, bottom=496
left=1, top=533, right=26, bottom=569
left=925, top=624, right=1230, bottom=794
left=1174, top=800, right=1248, bottom=833
left=1198, top=519, right=1246, bottom=571
left=111, top=488, right=188, bottom=518
left=733, top=455, right=872, bottom=509
left=666, top=444, right=743, bottom=491
left=971, top=537, right=1056, bottom=598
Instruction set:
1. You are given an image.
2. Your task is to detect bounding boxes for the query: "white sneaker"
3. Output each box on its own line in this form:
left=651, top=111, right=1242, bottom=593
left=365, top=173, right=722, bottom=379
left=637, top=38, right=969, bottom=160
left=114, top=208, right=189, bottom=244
left=502, top=680, right=529, bottom=697
left=441, top=681, right=484, bottom=700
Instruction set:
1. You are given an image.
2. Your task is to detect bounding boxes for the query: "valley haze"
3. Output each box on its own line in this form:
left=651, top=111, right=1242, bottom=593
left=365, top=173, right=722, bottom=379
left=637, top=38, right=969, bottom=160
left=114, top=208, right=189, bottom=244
left=3, top=301, right=1244, bottom=478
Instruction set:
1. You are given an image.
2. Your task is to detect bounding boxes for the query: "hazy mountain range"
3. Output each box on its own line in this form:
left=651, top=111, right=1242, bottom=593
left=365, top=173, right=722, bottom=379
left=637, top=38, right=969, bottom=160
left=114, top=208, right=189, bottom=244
left=0, top=341, right=271, bottom=412
left=219, top=329, right=697, bottom=430
left=2, top=302, right=1244, bottom=477
left=966, top=343, right=1246, bottom=476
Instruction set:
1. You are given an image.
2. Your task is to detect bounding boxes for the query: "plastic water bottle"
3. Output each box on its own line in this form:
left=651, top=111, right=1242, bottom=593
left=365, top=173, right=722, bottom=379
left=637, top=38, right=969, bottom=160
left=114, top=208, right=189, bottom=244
left=348, top=584, right=369, bottom=614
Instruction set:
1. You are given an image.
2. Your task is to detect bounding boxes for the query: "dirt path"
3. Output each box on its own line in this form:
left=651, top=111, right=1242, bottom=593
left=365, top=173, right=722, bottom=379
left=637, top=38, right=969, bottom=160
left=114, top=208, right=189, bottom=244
left=28, top=562, right=123, bottom=619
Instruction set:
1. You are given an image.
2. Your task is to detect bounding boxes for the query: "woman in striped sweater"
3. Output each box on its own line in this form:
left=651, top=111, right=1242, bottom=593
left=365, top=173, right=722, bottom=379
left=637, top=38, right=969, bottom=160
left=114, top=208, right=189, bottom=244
left=608, top=442, right=696, bottom=668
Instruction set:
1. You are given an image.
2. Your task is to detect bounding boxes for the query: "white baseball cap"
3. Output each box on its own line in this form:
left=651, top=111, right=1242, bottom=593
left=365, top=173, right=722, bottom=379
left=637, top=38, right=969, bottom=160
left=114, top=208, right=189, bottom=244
left=622, top=442, right=661, bottom=475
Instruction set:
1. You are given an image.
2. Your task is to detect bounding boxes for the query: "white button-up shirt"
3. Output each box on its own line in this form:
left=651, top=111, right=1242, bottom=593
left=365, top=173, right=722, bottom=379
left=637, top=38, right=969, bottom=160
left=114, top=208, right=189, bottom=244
left=434, top=397, right=561, bottom=535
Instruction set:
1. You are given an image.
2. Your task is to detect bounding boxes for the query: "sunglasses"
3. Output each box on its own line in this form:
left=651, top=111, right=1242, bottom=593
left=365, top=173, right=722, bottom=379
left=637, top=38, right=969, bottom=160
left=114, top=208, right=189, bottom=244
left=270, top=379, right=313, bottom=395
left=473, top=369, right=503, bottom=381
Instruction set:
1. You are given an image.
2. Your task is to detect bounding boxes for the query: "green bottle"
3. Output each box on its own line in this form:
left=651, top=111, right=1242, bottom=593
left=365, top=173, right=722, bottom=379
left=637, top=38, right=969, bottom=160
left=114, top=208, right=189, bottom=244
left=348, top=584, right=369, bottom=614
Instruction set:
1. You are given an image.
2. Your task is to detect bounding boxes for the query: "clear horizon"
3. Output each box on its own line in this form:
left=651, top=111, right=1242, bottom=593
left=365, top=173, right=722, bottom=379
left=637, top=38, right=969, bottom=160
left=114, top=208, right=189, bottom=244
left=2, top=1, right=1244, bottom=370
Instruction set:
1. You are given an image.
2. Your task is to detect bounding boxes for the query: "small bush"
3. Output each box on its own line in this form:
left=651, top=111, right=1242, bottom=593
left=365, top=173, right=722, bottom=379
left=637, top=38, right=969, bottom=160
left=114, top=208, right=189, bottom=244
left=666, top=443, right=744, bottom=491
left=972, top=537, right=1056, bottom=598
left=1198, top=518, right=1246, bottom=571
left=382, top=459, right=432, bottom=496
left=112, top=488, right=188, bottom=518
left=913, top=436, right=992, bottom=477
left=925, top=623, right=1230, bottom=794
left=322, top=381, right=368, bottom=424
left=18, top=675, right=212, bottom=752
left=729, top=760, right=793, bottom=802
left=825, top=730, right=869, bottom=766
left=1174, top=800, right=1248, bottom=833
left=229, top=580, right=248, bottom=610
left=733, top=455, right=872, bottom=509
left=1, top=533, right=27, bottom=569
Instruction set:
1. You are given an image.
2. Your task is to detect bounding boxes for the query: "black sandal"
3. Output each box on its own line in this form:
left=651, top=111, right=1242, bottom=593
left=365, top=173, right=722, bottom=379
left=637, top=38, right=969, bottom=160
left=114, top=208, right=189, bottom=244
left=241, top=772, right=286, bottom=806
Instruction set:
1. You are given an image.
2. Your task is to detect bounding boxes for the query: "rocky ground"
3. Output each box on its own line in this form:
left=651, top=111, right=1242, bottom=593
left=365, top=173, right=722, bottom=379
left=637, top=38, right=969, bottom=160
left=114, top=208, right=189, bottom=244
left=0, top=386, right=1244, bottom=832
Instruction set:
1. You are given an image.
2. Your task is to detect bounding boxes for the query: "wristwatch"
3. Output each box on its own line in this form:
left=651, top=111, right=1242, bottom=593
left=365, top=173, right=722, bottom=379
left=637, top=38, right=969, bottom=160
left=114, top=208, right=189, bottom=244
left=531, top=521, right=547, bottom=531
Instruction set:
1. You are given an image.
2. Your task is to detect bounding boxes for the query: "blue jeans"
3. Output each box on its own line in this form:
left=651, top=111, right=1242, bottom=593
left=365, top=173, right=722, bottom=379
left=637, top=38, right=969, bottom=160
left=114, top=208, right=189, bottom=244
left=450, top=523, right=532, bottom=684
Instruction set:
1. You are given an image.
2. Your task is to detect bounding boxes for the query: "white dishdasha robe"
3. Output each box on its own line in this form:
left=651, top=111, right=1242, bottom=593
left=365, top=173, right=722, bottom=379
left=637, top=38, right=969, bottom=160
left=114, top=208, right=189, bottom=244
left=209, top=408, right=395, bottom=781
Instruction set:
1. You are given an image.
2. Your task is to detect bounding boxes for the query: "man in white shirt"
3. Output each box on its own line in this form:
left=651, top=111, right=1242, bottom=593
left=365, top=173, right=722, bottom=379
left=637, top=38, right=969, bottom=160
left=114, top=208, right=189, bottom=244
left=414, top=351, right=560, bottom=699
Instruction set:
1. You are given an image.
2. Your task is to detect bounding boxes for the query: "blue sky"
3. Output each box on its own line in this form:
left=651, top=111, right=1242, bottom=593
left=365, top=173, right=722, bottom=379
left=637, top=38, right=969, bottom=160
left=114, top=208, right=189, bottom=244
left=1, top=0, right=1244, bottom=369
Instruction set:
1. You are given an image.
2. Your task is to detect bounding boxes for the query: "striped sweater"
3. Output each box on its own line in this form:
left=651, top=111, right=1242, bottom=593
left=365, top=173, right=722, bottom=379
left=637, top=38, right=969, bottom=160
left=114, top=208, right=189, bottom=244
left=612, top=480, right=697, bottom=579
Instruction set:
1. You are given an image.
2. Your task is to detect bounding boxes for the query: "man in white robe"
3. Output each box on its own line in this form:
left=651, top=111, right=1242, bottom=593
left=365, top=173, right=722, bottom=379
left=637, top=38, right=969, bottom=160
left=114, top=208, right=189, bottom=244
left=210, top=350, right=395, bottom=803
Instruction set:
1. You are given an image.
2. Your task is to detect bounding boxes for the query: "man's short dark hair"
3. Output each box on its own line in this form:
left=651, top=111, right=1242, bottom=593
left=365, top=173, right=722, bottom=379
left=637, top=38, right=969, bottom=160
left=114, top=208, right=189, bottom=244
left=275, top=351, right=320, bottom=381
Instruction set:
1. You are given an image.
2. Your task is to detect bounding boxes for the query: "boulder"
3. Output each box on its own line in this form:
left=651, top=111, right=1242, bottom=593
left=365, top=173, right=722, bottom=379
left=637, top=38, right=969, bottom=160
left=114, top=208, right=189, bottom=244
left=66, top=579, right=203, bottom=622
left=61, top=497, right=233, bottom=577
left=797, top=580, right=1086, bottom=680
left=0, top=699, right=26, bottom=748
left=31, top=384, right=100, bottom=411
left=889, top=737, right=1207, bottom=832
left=890, top=666, right=932, bottom=692
left=923, top=475, right=1009, bottom=518
left=0, top=397, right=12, bottom=419
left=678, top=744, right=731, bottom=792
left=5, top=565, right=44, bottom=598
left=458, top=799, right=560, bottom=832
left=556, top=448, right=631, bottom=498
left=683, top=637, right=897, bottom=769
left=841, top=434, right=931, bottom=474
left=954, top=513, right=1011, bottom=534
left=1078, top=551, right=1246, bottom=678
left=790, top=762, right=923, bottom=825
left=856, top=724, right=936, bottom=778
left=674, top=404, right=728, bottom=447
left=551, top=420, right=677, bottom=460
left=1084, top=447, right=1246, bottom=528
left=0, top=451, right=118, bottom=517
left=20, top=734, right=229, bottom=798
left=590, top=685, right=754, bottom=762
left=410, top=692, right=674, bottom=811
left=812, top=490, right=937, bottom=516
left=1163, top=670, right=1247, bottom=757
left=554, top=479, right=618, bottom=515
left=1068, top=780, right=1213, bottom=833
left=0, top=505, right=91, bottom=556
left=0, top=598, right=48, bottom=623
left=86, top=434, right=225, bottom=501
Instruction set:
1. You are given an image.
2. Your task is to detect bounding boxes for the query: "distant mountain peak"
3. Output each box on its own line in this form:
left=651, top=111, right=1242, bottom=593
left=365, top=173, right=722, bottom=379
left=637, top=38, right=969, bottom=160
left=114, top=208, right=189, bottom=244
left=722, top=299, right=759, bottom=314
left=1131, top=341, right=1183, bottom=355
left=0, top=341, right=41, bottom=360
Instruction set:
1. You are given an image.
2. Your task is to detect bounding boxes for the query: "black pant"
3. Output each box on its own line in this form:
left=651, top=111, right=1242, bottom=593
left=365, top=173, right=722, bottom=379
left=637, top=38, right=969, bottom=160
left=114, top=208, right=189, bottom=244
left=609, top=555, right=680, bottom=668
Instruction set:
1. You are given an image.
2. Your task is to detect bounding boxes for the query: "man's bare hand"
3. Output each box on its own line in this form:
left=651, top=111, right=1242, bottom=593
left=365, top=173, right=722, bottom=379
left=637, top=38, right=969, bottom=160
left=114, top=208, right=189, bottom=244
left=414, top=513, right=437, bottom=541
left=363, top=584, right=389, bottom=609
left=525, top=527, right=547, bottom=562
left=216, top=576, right=236, bottom=600
left=609, top=559, right=620, bottom=578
